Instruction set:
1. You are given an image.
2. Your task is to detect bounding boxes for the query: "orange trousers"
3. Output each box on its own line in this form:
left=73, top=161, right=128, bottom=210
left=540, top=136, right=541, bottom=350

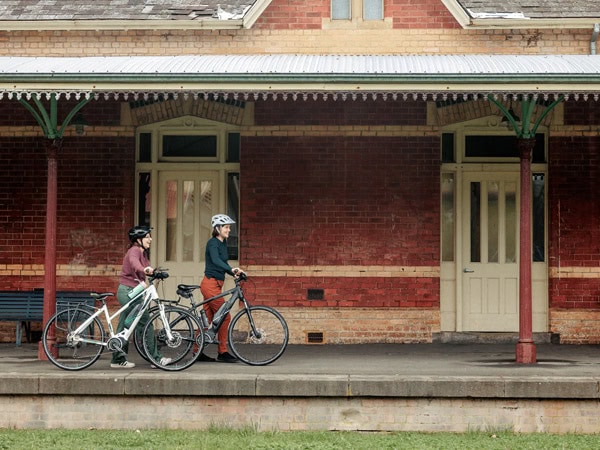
left=200, top=276, right=230, bottom=354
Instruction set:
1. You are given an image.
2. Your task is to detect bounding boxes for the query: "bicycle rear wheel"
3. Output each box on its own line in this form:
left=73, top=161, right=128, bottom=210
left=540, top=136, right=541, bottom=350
left=228, top=306, right=289, bottom=366
left=142, top=307, right=202, bottom=371
left=42, top=308, right=105, bottom=371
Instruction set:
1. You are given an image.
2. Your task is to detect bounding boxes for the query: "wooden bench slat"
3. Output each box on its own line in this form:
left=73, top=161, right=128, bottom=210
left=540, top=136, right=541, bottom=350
left=0, top=291, right=95, bottom=346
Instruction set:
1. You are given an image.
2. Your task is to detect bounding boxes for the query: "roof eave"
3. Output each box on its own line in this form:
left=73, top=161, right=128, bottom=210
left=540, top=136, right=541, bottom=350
left=439, top=0, right=471, bottom=28
left=470, top=18, right=600, bottom=29
left=242, top=0, right=273, bottom=29
left=0, top=19, right=244, bottom=31
left=4, top=74, right=600, bottom=95
left=440, top=0, right=600, bottom=29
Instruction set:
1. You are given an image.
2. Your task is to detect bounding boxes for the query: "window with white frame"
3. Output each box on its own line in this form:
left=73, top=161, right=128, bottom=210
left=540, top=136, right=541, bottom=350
left=331, top=0, right=383, bottom=21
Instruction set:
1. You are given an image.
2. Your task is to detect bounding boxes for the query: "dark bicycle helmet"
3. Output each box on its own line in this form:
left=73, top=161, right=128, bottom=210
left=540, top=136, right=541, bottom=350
left=128, top=225, right=152, bottom=243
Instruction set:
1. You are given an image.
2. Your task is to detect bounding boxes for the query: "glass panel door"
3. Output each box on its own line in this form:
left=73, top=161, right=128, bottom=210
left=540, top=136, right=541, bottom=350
left=158, top=171, right=218, bottom=292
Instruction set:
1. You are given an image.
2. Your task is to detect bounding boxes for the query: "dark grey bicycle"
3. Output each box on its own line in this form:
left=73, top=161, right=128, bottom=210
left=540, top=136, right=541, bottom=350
left=173, top=273, right=289, bottom=366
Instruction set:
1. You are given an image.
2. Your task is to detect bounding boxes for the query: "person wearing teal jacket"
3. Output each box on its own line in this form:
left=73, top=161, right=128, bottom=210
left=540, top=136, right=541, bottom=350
left=200, top=214, right=245, bottom=363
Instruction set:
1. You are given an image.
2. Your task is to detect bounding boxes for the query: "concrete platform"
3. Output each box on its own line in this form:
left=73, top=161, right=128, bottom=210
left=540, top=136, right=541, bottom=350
left=2, top=342, right=600, bottom=432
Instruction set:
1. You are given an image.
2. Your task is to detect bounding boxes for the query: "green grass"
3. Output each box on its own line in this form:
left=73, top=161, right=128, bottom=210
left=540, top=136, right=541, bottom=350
left=1, top=428, right=599, bottom=450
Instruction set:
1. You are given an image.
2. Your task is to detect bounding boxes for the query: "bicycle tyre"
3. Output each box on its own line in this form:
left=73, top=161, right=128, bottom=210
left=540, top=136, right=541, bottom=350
left=228, top=306, right=289, bottom=366
left=132, top=305, right=159, bottom=363
left=42, top=308, right=105, bottom=371
left=142, top=307, right=203, bottom=371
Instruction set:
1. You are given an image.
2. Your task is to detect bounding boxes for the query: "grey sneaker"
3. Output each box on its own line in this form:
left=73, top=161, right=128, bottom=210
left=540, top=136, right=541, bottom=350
left=159, top=357, right=172, bottom=365
left=110, top=361, right=136, bottom=368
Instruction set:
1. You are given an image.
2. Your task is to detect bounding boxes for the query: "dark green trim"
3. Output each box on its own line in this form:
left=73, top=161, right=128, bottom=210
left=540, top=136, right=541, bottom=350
left=4, top=74, right=600, bottom=85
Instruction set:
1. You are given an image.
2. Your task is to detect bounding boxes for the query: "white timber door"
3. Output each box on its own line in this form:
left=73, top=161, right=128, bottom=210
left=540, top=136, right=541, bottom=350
left=461, top=172, right=520, bottom=331
left=156, top=171, right=219, bottom=294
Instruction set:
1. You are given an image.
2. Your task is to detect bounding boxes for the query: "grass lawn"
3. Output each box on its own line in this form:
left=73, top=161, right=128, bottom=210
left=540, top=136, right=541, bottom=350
left=1, top=428, right=599, bottom=449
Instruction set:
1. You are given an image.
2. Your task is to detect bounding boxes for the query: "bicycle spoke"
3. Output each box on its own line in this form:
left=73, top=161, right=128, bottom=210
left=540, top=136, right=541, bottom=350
left=42, top=309, right=104, bottom=371
left=142, top=307, right=202, bottom=371
left=228, top=306, right=288, bottom=366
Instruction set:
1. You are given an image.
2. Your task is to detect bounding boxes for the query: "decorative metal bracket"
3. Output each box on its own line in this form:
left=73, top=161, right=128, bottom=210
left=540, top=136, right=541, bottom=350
left=487, top=93, right=564, bottom=139
left=15, top=93, right=92, bottom=139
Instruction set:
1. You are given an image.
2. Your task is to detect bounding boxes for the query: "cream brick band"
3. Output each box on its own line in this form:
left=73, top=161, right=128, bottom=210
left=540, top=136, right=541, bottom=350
left=550, top=267, right=600, bottom=278
left=0, top=264, right=439, bottom=278
left=4, top=264, right=598, bottom=280
left=245, top=265, right=440, bottom=278
left=0, top=264, right=120, bottom=277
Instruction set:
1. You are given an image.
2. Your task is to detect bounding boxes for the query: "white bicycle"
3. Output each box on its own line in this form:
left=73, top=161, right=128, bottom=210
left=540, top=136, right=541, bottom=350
left=41, top=269, right=203, bottom=371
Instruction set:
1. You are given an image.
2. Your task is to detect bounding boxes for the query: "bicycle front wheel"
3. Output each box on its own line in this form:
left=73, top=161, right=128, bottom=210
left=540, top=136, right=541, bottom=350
left=228, top=306, right=289, bottom=366
left=142, top=307, right=203, bottom=371
left=133, top=305, right=159, bottom=362
left=42, top=308, right=105, bottom=371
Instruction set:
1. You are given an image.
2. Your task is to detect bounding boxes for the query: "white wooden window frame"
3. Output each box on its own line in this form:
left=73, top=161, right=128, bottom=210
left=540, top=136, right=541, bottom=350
left=331, top=0, right=384, bottom=21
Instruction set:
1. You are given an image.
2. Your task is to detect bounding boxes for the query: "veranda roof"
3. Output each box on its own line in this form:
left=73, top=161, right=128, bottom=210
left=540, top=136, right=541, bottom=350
left=2, top=54, right=600, bottom=101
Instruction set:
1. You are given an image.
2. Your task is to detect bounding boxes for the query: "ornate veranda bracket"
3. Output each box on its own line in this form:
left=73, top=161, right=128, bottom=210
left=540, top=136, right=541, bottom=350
left=15, top=93, right=92, bottom=139
left=487, top=94, right=565, bottom=139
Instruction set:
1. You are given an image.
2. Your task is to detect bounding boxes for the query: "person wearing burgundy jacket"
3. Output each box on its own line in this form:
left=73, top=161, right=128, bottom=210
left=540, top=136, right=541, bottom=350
left=110, top=225, right=171, bottom=369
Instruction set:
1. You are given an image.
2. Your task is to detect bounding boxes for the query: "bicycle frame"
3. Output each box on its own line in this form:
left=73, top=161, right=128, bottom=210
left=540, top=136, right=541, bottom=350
left=68, top=283, right=170, bottom=348
left=174, top=274, right=289, bottom=366
left=187, top=278, right=254, bottom=342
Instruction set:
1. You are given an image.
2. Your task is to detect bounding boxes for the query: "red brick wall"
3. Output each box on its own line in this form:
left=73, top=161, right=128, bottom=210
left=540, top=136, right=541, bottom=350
left=0, top=137, right=47, bottom=267
left=563, top=98, right=600, bottom=125
left=254, top=0, right=328, bottom=29
left=388, top=0, right=460, bottom=29
left=250, top=276, right=440, bottom=308
left=240, top=133, right=440, bottom=307
left=548, top=135, right=600, bottom=309
left=0, top=134, right=135, bottom=292
left=241, top=135, right=439, bottom=265
left=254, top=98, right=427, bottom=126
left=254, top=0, right=460, bottom=30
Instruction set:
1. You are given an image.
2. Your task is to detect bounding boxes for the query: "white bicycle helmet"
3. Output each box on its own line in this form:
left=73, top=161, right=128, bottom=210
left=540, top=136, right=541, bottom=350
left=211, top=214, right=235, bottom=228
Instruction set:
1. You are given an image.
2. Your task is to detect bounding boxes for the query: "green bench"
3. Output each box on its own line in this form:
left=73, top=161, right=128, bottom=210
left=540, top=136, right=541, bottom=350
left=0, top=290, right=94, bottom=346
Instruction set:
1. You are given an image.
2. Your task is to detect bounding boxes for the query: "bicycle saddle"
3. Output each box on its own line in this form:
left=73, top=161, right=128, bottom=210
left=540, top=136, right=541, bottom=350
left=90, top=292, right=114, bottom=300
left=176, top=284, right=200, bottom=298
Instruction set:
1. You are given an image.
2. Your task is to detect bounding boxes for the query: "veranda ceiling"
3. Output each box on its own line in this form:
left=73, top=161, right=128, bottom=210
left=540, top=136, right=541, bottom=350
left=2, top=54, right=600, bottom=101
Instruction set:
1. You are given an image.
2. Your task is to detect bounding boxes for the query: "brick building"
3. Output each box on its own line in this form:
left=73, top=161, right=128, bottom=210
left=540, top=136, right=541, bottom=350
left=0, top=1, right=599, bottom=351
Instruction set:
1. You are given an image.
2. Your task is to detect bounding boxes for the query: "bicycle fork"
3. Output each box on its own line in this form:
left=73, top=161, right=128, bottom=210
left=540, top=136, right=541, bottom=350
left=156, top=303, right=175, bottom=342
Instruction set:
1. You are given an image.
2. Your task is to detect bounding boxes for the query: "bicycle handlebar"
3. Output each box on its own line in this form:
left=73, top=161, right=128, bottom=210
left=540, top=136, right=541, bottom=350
left=149, top=268, right=169, bottom=282
left=236, top=272, right=247, bottom=283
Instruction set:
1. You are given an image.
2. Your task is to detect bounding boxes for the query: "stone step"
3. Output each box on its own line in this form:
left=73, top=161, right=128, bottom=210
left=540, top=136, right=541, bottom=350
left=432, top=332, right=560, bottom=344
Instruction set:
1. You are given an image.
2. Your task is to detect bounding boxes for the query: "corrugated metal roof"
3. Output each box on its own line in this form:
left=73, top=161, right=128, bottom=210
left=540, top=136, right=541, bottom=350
left=2, top=54, right=600, bottom=99
left=2, top=54, right=600, bottom=76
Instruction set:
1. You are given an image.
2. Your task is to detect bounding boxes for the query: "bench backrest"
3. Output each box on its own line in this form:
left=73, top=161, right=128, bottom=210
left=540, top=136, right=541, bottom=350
left=0, top=291, right=94, bottom=321
left=0, top=291, right=43, bottom=320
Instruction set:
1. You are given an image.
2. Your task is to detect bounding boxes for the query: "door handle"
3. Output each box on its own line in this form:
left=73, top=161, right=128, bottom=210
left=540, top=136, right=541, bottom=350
left=463, top=268, right=474, bottom=273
